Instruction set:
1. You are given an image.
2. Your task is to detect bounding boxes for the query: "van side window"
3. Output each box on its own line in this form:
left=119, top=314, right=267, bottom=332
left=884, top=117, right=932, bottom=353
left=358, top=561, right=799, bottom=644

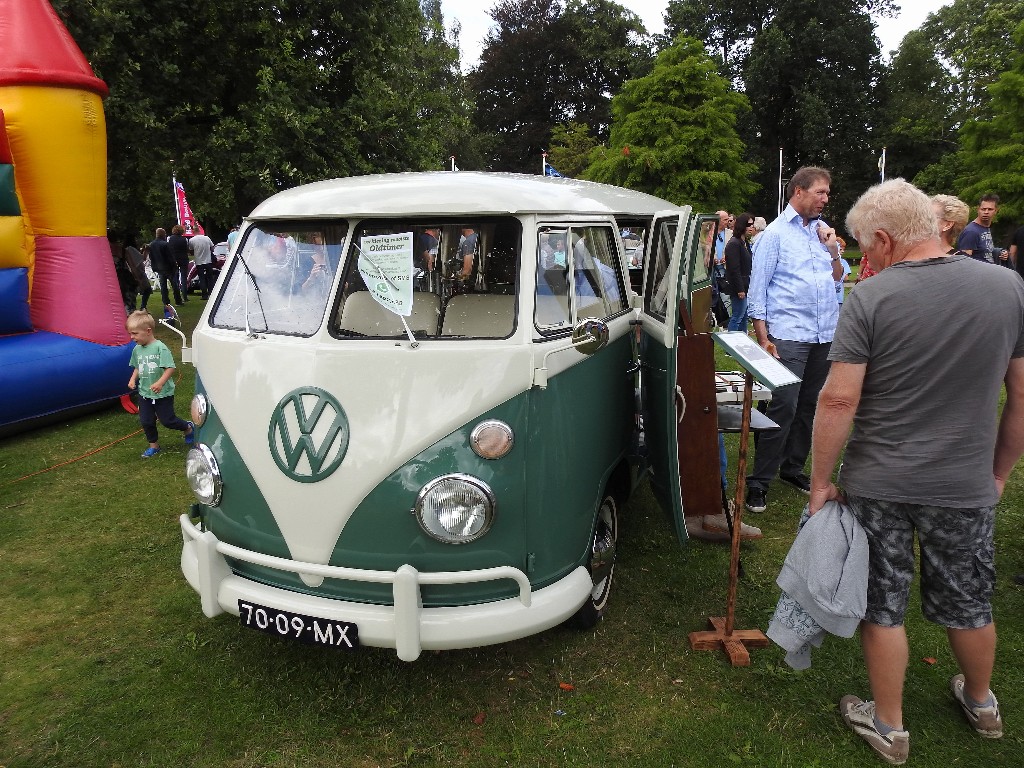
left=694, top=220, right=714, bottom=287
left=646, top=220, right=677, bottom=320
left=210, top=225, right=345, bottom=336
left=535, top=225, right=625, bottom=332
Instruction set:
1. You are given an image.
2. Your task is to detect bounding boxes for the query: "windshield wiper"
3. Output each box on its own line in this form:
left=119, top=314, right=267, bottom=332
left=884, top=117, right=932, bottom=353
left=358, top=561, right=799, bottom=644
left=235, top=253, right=269, bottom=336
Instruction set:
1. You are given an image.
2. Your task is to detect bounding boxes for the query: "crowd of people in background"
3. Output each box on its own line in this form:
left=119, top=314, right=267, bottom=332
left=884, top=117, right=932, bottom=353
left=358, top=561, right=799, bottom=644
left=712, top=190, right=1024, bottom=341
left=109, top=225, right=234, bottom=316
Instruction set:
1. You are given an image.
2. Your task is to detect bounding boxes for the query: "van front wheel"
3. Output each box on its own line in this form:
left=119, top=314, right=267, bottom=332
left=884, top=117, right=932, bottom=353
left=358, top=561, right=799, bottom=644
left=569, top=494, right=618, bottom=629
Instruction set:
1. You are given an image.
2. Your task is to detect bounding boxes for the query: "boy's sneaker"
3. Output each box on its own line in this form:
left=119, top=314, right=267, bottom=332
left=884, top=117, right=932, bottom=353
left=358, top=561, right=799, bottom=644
left=184, top=421, right=196, bottom=445
left=141, top=447, right=161, bottom=459
left=951, top=674, right=1003, bottom=738
left=839, top=695, right=909, bottom=765
left=745, top=487, right=767, bottom=513
left=778, top=472, right=811, bottom=494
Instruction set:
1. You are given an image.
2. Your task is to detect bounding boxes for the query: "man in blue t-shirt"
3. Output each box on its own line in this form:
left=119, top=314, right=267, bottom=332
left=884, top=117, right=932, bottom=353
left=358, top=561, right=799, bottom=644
left=957, top=194, right=1009, bottom=267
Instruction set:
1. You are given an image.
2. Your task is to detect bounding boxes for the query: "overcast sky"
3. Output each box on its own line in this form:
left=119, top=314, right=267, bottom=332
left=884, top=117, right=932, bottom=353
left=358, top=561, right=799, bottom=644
left=441, top=0, right=955, bottom=70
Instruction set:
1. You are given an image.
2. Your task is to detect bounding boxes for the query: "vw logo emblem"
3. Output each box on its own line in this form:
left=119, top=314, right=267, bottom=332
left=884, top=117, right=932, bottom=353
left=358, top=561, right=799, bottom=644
left=268, top=387, right=349, bottom=482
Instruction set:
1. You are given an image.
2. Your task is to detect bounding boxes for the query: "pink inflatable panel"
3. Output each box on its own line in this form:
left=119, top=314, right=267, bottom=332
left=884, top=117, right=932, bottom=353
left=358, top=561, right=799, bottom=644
left=30, top=235, right=128, bottom=346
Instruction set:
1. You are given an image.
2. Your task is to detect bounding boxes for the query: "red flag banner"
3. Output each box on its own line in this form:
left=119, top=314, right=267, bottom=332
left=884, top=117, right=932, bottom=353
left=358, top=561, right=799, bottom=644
left=174, top=178, right=204, bottom=236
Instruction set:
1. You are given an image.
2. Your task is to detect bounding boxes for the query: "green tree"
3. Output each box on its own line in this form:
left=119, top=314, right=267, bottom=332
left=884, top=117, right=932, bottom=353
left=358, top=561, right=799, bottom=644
left=469, top=0, right=652, bottom=173
left=743, top=0, right=882, bottom=222
left=557, top=0, right=653, bottom=134
left=584, top=36, right=757, bottom=211
left=957, top=20, right=1024, bottom=225
left=905, top=0, right=1024, bottom=210
left=546, top=121, right=602, bottom=178
left=919, top=0, right=1024, bottom=119
left=52, top=1, right=473, bottom=241
left=662, top=0, right=895, bottom=85
left=470, top=0, right=563, bottom=173
left=661, top=0, right=771, bottom=85
left=912, top=150, right=969, bottom=197
left=876, top=29, right=959, bottom=183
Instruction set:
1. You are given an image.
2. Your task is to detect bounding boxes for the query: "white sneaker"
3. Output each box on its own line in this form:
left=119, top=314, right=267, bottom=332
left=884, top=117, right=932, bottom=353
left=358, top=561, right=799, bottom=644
left=951, top=674, right=1003, bottom=738
left=839, top=695, right=909, bottom=765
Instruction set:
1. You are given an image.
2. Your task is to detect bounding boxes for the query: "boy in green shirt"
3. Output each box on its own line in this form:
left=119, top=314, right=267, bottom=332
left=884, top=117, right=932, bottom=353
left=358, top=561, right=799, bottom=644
left=127, top=311, right=194, bottom=458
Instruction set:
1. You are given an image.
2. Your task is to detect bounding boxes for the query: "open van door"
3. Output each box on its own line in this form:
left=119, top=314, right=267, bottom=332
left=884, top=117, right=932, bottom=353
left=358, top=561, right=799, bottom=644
left=637, top=209, right=694, bottom=543
left=638, top=211, right=721, bottom=543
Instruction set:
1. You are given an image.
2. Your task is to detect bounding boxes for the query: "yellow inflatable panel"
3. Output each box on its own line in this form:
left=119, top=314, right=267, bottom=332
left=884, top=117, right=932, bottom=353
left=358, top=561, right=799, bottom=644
left=0, top=85, right=106, bottom=237
left=0, top=215, right=30, bottom=268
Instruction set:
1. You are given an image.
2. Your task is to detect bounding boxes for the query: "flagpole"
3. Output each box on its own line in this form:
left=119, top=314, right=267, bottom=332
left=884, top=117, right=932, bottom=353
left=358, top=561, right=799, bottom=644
left=777, top=148, right=783, bottom=217
left=171, top=170, right=181, bottom=227
left=880, top=147, right=886, bottom=183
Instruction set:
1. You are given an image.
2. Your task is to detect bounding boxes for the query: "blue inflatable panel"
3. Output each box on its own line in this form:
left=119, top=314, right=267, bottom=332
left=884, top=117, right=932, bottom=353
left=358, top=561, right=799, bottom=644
left=0, top=267, right=31, bottom=334
left=0, top=330, right=132, bottom=430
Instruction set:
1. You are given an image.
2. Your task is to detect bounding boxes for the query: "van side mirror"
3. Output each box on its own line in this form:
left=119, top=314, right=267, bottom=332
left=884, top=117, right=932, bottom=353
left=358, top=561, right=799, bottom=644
left=572, top=317, right=609, bottom=355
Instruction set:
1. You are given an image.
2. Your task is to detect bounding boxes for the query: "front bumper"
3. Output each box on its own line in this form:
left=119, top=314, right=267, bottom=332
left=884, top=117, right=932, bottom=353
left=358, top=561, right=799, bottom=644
left=179, top=515, right=592, bottom=661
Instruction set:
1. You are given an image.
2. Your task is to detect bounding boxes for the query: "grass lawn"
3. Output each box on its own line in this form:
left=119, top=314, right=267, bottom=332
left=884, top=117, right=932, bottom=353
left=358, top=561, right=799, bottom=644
left=2, top=298, right=1023, bottom=767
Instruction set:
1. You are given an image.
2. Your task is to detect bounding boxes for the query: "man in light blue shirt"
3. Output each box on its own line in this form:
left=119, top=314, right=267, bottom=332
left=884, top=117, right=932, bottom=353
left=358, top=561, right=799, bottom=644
left=745, top=166, right=843, bottom=513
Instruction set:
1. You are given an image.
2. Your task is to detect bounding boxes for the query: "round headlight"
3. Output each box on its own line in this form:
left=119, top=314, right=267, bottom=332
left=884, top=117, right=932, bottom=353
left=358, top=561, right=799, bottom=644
left=414, top=474, right=495, bottom=545
left=186, top=444, right=223, bottom=506
left=470, top=420, right=514, bottom=459
left=190, top=393, right=209, bottom=426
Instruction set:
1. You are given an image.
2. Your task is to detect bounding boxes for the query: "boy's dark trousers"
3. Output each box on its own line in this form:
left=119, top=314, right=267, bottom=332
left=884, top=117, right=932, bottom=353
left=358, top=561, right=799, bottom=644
left=139, top=395, right=189, bottom=443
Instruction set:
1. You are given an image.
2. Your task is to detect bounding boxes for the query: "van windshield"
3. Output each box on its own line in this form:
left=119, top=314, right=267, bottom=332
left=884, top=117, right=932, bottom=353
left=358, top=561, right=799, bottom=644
left=210, top=224, right=346, bottom=336
left=330, top=218, right=521, bottom=340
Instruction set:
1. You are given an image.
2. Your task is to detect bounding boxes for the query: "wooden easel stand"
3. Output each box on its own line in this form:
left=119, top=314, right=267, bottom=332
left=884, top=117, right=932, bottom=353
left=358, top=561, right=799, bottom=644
left=689, top=371, right=769, bottom=665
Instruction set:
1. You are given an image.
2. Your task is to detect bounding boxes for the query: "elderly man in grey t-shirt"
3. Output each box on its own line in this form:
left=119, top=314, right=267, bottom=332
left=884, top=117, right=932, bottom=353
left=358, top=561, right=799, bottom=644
left=808, top=179, right=1024, bottom=765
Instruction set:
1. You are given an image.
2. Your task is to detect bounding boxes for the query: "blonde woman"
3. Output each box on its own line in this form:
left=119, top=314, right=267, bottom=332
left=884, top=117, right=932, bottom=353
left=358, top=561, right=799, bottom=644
left=933, top=194, right=970, bottom=255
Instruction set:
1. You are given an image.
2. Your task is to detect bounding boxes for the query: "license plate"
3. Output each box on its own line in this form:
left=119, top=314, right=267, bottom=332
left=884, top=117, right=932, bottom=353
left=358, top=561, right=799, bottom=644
left=238, top=600, right=359, bottom=649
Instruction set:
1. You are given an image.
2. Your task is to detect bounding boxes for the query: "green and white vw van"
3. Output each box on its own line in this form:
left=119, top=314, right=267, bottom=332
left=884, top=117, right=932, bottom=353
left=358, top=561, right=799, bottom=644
left=180, top=172, right=716, bottom=660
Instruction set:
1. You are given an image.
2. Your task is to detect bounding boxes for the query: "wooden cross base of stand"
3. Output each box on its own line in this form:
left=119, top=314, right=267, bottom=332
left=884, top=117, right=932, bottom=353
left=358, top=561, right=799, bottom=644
left=689, top=617, right=769, bottom=667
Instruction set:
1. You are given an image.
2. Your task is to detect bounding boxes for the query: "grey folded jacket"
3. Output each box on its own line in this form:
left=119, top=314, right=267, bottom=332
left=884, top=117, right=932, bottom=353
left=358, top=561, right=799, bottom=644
left=766, top=500, right=868, bottom=670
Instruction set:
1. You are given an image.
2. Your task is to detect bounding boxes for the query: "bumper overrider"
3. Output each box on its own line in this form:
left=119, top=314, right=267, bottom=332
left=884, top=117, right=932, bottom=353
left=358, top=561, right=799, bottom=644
left=180, top=515, right=593, bottom=661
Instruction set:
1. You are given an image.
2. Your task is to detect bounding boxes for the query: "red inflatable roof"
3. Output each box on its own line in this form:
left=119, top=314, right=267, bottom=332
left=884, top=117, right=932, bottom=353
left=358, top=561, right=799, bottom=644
left=0, top=0, right=108, bottom=96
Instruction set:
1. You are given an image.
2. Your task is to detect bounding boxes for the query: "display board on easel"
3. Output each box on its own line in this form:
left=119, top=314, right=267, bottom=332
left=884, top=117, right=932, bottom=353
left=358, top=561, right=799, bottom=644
left=712, top=332, right=801, bottom=390
left=688, top=331, right=799, bottom=665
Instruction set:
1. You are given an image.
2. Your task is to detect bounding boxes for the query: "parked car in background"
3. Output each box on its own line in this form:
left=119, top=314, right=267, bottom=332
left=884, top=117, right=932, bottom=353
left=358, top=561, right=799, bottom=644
left=185, top=241, right=229, bottom=295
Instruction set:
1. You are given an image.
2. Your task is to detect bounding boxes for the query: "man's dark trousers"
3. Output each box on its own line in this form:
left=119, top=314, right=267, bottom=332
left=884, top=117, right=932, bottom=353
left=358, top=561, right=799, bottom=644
left=747, top=337, right=832, bottom=491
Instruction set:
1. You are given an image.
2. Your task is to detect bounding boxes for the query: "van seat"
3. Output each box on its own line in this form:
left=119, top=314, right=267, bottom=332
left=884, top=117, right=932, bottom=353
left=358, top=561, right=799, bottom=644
left=337, top=291, right=441, bottom=336
left=440, top=294, right=516, bottom=338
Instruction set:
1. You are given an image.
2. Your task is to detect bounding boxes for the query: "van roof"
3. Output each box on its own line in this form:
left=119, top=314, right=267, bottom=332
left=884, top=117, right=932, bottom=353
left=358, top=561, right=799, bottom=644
left=248, top=172, right=683, bottom=220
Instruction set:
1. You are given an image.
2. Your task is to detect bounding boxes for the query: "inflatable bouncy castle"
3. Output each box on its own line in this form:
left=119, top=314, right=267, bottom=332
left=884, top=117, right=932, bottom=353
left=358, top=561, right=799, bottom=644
left=0, top=0, right=131, bottom=436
